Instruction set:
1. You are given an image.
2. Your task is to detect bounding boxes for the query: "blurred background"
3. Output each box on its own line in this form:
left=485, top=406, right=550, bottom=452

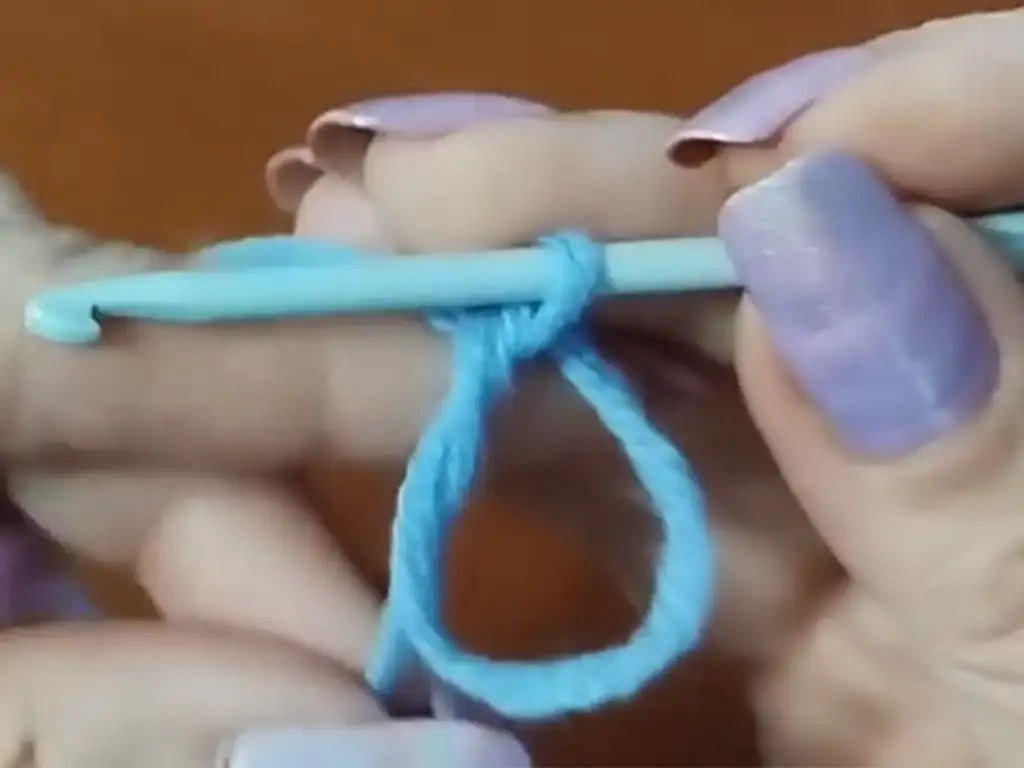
left=0, top=0, right=1013, bottom=764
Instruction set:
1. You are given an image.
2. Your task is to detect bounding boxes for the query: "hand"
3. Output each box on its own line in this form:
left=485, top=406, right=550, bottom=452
left=674, top=8, right=1024, bottom=765
left=7, top=8, right=1024, bottom=763
left=3, top=95, right=820, bottom=655
left=0, top=104, right=819, bottom=764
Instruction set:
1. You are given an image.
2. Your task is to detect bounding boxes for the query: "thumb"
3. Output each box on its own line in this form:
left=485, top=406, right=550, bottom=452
left=722, top=151, right=1024, bottom=762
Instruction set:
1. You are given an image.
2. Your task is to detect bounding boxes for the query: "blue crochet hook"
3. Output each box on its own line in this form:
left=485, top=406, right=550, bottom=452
left=25, top=211, right=1024, bottom=345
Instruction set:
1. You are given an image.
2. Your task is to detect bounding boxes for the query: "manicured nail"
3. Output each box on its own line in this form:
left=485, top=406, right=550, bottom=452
left=224, top=721, right=531, bottom=768
left=307, top=92, right=553, bottom=141
left=265, top=146, right=322, bottom=214
left=668, top=48, right=873, bottom=162
left=719, top=152, right=999, bottom=456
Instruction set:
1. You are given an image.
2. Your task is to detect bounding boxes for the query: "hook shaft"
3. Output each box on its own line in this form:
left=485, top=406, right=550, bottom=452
left=24, top=211, right=1024, bottom=344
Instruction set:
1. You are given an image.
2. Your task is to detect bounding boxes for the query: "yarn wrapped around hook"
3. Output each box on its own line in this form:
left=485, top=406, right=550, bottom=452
left=367, top=232, right=715, bottom=721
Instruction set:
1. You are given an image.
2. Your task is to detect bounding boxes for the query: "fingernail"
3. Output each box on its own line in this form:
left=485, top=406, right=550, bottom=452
left=265, top=146, right=322, bottom=214
left=308, top=92, right=553, bottom=141
left=719, top=151, right=999, bottom=456
left=224, top=721, right=531, bottom=768
left=668, top=48, right=874, bottom=163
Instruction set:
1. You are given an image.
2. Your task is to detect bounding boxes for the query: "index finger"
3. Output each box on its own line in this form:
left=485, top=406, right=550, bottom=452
left=361, top=110, right=723, bottom=252
left=4, top=111, right=734, bottom=468
left=1, top=182, right=448, bottom=466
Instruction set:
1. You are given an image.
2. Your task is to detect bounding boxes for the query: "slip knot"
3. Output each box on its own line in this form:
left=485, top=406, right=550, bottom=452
left=428, top=231, right=604, bottom=372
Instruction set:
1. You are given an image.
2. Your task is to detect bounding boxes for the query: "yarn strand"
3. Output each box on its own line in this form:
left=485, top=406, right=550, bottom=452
left=367, top=232, right=715, bottom=720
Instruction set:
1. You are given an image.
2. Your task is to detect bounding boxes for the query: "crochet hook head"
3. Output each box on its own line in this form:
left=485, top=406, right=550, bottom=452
left=24, top=292, right=102, bottom=345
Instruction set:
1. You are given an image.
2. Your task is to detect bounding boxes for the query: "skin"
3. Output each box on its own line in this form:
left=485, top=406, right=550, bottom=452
left=0, top=8, right=1023, bottom=765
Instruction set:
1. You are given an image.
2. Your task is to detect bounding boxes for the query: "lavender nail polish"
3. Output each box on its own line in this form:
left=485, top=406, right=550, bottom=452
left=668, top=48, right=874, bottom=163
left=719, top=151, right=999, bottom=457
left=302, top=93, right=553, bottom=173
left=227, top=721, right=531, bottom=768
left=312, top=93, right=553, bottom=139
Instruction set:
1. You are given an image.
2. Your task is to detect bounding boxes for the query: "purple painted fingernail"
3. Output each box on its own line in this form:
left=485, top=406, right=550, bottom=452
left=668, top=48, right=874, bottom=164
left=226, top=721, right=531, bottom=768
left=719, top=152, right=999, bottom=457
left=308, top=92, right=553, bottom=141
left=303, top=92, right=553, bottom=178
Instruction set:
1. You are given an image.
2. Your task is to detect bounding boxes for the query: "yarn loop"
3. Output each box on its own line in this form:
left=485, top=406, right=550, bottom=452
left=367, top=232, right=714, bottom=720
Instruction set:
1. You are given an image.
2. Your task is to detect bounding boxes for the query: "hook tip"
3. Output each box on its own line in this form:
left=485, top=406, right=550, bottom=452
left=24, top=298, right=102, bottom=345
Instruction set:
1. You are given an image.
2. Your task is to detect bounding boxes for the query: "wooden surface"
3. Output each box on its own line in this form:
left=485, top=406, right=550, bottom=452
left=1, top=0, right=1012, bottom=764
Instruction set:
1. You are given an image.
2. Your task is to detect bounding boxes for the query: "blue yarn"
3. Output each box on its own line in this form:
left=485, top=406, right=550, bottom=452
left=366, top=232, right=715, bottom=721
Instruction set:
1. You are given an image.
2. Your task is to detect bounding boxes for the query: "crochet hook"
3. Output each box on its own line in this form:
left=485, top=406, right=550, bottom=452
left=24, top=210, right=1024, bottom=345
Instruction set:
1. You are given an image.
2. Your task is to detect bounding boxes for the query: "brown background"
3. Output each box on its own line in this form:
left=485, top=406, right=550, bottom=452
left=0, top=0, right=1013, bottom=764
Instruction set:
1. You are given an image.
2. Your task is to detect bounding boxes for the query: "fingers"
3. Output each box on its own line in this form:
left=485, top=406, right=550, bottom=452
left=278, top=100, right=727, bottom=251
left=364, top=110, right=725, bottom=252
left=285, top=101, right=832, bottom=672
left=10, top=470, right=381, bottom=672
left=0, top=623, right=383, bottom=768
left=670, top=9, right=1024, bottom=209
left=0, top=171, right=447, bottom=466
left=722, top=151, right=1024, bottom=761
left=362, top=108, right=742, bottom=364
left=282, top=103, right=740, bottom=358
left=269, top=93, right=555, bottom=213
left=6, top=104, right=743, bottom=467
left=274, top=98, right=729, bottom=252
left=6, top=105, right=737, bottom=468
left=788, top=9, right=1024, bottom=208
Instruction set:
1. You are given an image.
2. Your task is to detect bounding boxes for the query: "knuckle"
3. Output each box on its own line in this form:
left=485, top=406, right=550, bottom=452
left=365, top=116, right=568, bottom=252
